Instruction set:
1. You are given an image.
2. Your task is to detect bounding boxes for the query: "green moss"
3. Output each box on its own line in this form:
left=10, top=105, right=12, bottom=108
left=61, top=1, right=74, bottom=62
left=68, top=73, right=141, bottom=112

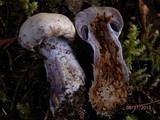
left=16, top=103, right=31, bottom=120
left=129, top=67, right=151, bottom=91
left=0, top=90, right=9, bottom=102
left=20, top=0, right=38, bottom=17
left=123, top=23, right=160, bottom=74
left=91, top=0, right=100, bottom=6
left=123, top=24, right=146, bottom=73
left=141, top=25, right=160, bottom=73
left=123, top=24, right=159, bottom=92
left=125, top=115, right=138, bottom=120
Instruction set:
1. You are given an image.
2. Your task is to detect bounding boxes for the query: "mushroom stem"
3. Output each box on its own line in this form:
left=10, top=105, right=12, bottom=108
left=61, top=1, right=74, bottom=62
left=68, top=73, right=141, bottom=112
left=39, top=37, right=85, bottom=114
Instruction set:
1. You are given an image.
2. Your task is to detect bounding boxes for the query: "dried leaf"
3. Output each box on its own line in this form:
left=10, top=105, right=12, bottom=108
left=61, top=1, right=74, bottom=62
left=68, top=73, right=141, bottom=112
left=139, top=0, right=149, bottom=31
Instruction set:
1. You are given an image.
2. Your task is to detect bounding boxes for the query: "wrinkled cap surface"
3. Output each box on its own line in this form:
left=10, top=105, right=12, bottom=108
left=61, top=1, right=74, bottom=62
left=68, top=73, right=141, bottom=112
left=75, top=7, right=124, bottom=40
left=19, top=13, right=76, bottom=51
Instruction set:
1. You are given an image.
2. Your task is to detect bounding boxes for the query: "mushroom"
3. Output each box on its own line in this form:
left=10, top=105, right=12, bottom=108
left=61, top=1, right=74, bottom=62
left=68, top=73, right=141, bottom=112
left=75, top=7, right=129, bottom=117
left=18, top=13, right=85, bottom=115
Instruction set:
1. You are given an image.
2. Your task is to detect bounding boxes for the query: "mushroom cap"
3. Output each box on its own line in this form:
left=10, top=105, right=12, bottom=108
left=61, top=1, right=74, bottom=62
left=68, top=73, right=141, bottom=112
left=75, top=7, right=124, bottom=40
left=18, top=13, right=76, bottom=51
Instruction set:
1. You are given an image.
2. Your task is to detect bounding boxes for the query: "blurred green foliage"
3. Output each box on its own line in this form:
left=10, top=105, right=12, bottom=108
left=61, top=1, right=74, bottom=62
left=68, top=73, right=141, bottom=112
left=16, top=103, right=31, bottom=120
left=91, top=0, right=100, bottom=6
left=125, top=115, right=138, bottom=120
left=20, top=0, right=38, bottom=17
left=0, top=90, right=9, bottom=103
left=0, top=0, right=4, bottom=6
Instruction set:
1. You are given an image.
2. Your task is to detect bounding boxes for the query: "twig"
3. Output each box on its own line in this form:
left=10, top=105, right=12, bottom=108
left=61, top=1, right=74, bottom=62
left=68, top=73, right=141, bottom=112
left=6, top=49, right=13, bottom=70
left=0, top=74, right=7, bottom=92
left=2, top=108, right=7, bottom=115
left=135, top=99, right=160, bottom=106
left=10, top=73, right=25, bottom=111
left=39, top=86, right=46, bottom=114
left=20, top=80, right=37, bottom=102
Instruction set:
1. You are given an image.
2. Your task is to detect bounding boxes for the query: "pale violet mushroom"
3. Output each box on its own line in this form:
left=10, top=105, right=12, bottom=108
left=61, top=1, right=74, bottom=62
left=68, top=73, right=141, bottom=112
left=75, top=7, right=129, bottom=117
left=18, top=13, right=85, bottom=115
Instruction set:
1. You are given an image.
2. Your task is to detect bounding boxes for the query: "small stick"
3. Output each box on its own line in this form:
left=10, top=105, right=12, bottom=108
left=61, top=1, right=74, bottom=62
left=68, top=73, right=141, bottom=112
left=2, top=108, right=7, bottom=115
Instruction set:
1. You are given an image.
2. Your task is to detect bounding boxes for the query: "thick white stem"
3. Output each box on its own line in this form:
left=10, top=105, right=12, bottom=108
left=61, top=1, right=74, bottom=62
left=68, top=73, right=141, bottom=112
left=39, top=37, right=85, bottom=114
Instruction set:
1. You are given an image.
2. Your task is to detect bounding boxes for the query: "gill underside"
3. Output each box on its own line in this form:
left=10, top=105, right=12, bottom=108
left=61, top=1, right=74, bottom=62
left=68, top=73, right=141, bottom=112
left=89, top=13, right=127, bottom=115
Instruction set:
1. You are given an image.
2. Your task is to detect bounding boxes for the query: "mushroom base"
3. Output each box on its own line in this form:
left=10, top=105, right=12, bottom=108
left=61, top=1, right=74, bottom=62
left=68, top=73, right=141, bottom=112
left=53, top=85, right=87, bottom=119
left=89, top=46, right=128, bottom=116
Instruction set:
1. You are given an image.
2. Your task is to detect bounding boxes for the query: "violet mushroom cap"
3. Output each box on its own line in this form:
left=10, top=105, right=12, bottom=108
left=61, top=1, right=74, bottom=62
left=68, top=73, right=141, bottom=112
left=18, top=13, right=85, bottom=115
left=19, top=13, right=75, bottom=51
left=75, top=7, right=129, bottom=117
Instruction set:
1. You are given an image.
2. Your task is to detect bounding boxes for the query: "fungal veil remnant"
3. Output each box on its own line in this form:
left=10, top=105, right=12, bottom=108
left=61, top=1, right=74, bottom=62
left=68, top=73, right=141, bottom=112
left=18, top=13, right=85, bottom=118
left=75, top=7, right=129, bottom=117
